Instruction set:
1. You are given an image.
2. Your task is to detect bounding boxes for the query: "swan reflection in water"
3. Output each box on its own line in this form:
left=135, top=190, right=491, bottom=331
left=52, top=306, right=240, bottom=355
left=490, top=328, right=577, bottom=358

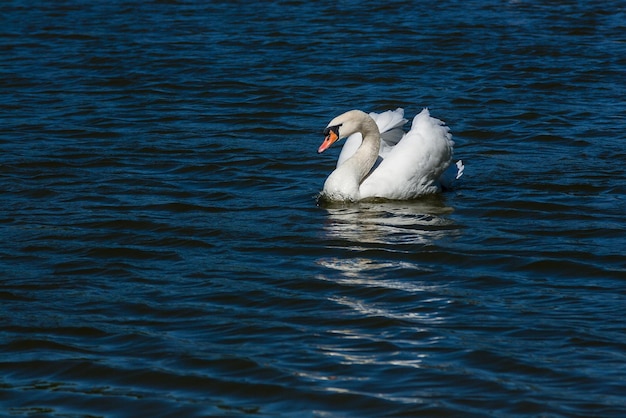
left=313, top=197, right=457, bottom=379
left=316, top=194, right=461, bottom=292
left=319, top=194, right=459, bottom=249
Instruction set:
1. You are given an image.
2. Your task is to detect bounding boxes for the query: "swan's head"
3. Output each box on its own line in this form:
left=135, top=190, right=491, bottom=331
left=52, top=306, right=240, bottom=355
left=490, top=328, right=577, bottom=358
left=318, top=110, right=371, bottom=154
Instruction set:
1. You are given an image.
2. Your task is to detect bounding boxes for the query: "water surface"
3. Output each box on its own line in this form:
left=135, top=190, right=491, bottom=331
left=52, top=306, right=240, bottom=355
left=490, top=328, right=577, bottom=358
left=1, top=0, right=626, bottom=416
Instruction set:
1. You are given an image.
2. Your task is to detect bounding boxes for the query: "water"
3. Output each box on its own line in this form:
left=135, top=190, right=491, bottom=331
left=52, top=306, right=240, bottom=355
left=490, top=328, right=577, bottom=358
left=2, top=0, right=626, bottom=416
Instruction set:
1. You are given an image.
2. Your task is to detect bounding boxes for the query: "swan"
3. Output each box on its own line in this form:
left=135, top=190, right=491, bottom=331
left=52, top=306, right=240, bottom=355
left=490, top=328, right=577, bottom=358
left=317, top=108, right=463, bottom=202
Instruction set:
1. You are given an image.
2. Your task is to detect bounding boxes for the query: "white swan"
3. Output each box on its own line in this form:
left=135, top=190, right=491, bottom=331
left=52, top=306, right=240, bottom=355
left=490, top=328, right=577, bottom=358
left=318, top=108, right=463, bottom=202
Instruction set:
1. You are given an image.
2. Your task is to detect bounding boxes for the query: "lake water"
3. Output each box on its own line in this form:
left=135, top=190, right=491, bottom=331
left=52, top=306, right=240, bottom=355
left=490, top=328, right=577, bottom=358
left=1, top=0, right=626, bottom=416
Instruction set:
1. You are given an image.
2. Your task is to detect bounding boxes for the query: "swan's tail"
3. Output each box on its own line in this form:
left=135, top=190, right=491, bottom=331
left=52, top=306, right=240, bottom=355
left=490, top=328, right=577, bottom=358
left=440, top=160, right=464, bottom=190
left=454, top=160, right=464, bottom=180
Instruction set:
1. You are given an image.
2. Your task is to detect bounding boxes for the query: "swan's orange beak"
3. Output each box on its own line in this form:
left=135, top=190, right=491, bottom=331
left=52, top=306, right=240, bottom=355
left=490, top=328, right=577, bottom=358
left=318, top=126, right=340, bottom=154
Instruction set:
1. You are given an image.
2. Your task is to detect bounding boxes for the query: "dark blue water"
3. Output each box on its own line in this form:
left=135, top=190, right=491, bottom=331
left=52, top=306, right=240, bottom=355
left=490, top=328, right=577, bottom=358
left=2, top=1, right=626, bottom=416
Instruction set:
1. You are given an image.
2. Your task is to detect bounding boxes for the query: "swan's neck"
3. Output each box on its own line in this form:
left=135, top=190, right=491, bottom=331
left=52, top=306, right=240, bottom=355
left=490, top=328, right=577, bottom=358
left=346, top=122, right=380, bottom=183
left=324, top=116, right=380, bottom=201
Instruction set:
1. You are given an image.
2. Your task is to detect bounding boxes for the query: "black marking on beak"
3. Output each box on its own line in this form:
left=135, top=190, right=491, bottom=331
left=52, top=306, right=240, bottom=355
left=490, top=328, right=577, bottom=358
left=323, top=124, right=341, bottom=138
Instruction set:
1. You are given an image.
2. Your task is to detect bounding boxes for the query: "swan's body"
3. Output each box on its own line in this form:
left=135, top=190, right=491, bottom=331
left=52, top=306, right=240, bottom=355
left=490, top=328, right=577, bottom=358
left=318, top=108, right=463, bottom=202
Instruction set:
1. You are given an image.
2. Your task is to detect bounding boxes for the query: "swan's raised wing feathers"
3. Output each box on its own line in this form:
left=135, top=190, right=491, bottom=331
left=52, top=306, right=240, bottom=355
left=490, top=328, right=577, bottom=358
left=369, top=108, right=407, bottom=134
left=359, top=109, right=454, bottom=200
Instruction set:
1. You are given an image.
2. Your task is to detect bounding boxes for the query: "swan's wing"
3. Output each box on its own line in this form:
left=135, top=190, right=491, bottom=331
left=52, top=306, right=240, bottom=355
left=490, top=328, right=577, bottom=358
left=369, top=108, right=408, bottom=137
left=379, top=128, right=405, bottom=159
left=371, top=108, right=408, bottom=156
left=360, top=108, right=454, bottom=200
left=336, top=108, right=408, bottom=167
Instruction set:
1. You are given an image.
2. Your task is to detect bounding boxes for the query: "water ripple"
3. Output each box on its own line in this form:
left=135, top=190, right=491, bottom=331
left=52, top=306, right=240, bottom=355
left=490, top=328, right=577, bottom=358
left=2, top=0, right=626, bottom=416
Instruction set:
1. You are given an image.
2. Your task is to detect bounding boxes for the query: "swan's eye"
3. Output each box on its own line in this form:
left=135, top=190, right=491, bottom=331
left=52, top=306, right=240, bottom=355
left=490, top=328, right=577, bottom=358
left=323, top=124, right=341, bottom=137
